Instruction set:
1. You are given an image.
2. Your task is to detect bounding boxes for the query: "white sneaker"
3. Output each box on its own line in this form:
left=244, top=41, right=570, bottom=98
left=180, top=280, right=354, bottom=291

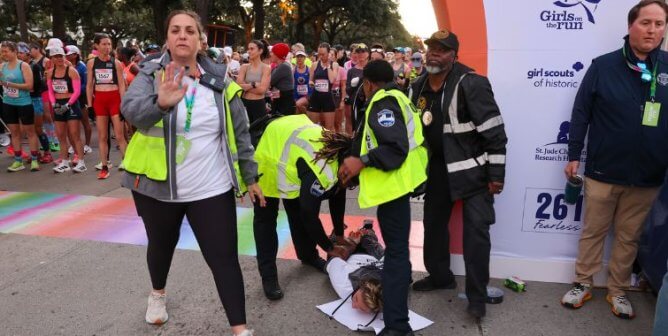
left=95, top=161, right=112, bottom=170
left=68, top=146, right=74, bottom=154
left=118, top=162, right=125, bottom=171
left=72, top=160, right=87, bottom=173
left=145, top=291, right=168, bottom=325
left=607, top=295, right=635, bottom=319
left=561, top=283, right=592, bottom=309
left=84, top=145, right=93, bottom=154
left=234, top=329, right=254, bottom=336
left=53, top=160, right=71, bottom=173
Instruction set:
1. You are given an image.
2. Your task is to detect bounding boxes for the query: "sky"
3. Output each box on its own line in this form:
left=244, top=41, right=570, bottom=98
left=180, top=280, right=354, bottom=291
left=398, top=0, right=439, bottom=38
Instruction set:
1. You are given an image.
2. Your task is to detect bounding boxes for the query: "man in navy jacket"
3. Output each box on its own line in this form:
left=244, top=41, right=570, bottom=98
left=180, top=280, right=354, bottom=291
left=562, top=0, right=668, bottom=320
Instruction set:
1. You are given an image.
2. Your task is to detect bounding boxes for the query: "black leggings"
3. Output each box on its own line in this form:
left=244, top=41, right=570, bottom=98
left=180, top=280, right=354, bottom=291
left=132, top=190, right=246, bottom=326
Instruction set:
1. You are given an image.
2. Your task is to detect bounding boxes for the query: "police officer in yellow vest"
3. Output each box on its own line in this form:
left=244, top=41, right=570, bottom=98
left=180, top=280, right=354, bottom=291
left=252, top=113, right=349, bottom=301
left=338, top=60, right=428, bottom=336
left=120, top=12, right=264, bottom=334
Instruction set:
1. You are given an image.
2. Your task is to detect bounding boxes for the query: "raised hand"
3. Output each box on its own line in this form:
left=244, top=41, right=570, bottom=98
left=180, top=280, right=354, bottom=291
left=156, top=62, right=188, bottom=110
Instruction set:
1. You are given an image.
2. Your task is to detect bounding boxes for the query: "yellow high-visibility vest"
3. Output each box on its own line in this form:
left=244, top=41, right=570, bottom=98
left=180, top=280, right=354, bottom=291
left=358, top=88, right=428, bottom=208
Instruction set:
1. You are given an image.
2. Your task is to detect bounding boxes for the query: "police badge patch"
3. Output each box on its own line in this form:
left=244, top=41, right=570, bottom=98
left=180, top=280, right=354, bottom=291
left=377, top=109, right=395, bottom=127
left=310, top=180, right=325, bottom=197
left=658, top=73, right=668, bottom=86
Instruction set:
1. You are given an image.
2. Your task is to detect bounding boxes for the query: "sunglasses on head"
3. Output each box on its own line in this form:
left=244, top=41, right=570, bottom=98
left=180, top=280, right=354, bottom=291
left=370, top=48, right=383, bottom=53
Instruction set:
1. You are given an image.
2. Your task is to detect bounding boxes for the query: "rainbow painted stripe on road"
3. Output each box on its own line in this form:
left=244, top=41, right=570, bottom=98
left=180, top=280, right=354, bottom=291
left=0, top=191, right=428, bottom=270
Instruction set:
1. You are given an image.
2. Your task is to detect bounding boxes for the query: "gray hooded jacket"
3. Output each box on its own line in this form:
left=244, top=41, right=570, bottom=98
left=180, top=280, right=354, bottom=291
left=120, top=52, right=258, bottom=200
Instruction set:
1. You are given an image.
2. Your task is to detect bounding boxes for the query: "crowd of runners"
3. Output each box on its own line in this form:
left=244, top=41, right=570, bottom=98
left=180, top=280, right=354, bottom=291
left=0, top=34, right=426, bottom=179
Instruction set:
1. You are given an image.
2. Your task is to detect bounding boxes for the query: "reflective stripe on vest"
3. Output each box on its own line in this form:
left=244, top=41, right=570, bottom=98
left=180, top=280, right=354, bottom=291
left=257, top=115, right=338, bottom=199
left=358, top=88, right=428, bottom=208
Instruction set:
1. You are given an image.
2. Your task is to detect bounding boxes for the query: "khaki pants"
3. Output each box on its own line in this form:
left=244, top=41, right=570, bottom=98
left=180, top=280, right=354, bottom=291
left=575, top=178, right=660, bottom=296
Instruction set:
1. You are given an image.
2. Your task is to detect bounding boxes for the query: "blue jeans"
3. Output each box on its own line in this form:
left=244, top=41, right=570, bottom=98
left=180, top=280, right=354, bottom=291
left=654, top=261, right=668, bottom=336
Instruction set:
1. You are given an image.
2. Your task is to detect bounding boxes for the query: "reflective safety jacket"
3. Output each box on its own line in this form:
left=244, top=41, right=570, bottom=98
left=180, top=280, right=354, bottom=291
left=358, top=88, right=428, bottom=208
left=121, top=53, right=258, bottom=200
left=255, top=114, right=338, bottom=199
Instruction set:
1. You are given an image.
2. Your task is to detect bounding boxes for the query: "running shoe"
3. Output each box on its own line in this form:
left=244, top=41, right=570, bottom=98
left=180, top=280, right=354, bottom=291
left=72, top=154, right=80, bottom=166
left=53, top=158, right=63, bottom=166
left=39, top=152, right=54, bottom=164
left=95, top=161, right=113, bottom=170
left=607, top=295, right=635, bottom=319
left=50, top=142, right=60, bottom=152
left=68, top=146, right=74, bottom=154
left=561, top=283, right=592, bottom=309
left=97, top=169, right=110, bottom=179
left=118, top=162, right=125, bottom=171
left=72, top=160, right=87, bottom=173
left=145, top=291, right=168, bottom=325
left=53, top=160, right=71, bottom=173
left=7, top=161, right=25, bottom=172
left=30, top=160, right=40, bottom=172
left=84, top=145, right=93, bottom=154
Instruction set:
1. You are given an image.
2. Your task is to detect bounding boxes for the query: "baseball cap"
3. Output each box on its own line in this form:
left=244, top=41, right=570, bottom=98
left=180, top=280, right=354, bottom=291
left=49, top=46, right=66, bottom=56
left=66, top=45, right=81, bottom=56
left=223, top=46, right=233, bottom=57
left=144, top=44, right=160, bottom=53
left=45, top=38, right=63, bottom=50
left=295, top=50, right=307, bottom=57
left=410, top=52, right=423, bottom=67
left=424, top=29, right=459, bottom=52
left=17, top=42, right=30, bottom=54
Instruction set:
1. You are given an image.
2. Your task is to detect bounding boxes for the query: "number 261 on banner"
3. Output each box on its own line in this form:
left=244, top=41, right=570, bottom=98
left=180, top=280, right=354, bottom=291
left=521, top=188, right=583, bottom=235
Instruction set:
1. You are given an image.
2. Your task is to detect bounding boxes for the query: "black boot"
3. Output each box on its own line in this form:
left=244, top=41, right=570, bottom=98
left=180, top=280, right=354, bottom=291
left=262, top=279, right=284, bottom=301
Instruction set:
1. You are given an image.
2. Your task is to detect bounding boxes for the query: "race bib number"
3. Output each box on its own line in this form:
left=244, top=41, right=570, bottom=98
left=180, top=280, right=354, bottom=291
left=95, top=69, right=114, bottom=84
left=297, top=84, right=309, bottom=95
left=3, top=86, right=19, bottom=98
left=314, top=79, right=329, bottom=93
left=52, top=79, right=68, bottom=94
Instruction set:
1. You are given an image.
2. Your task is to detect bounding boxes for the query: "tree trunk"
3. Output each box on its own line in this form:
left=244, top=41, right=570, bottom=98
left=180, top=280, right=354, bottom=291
left=152, top=0, right=168, bottom=44
left=51, top=0, right=66, bottom=39
left=311, top=16, right=325, bottom=49
left=252, top=0, right=265, bottom=39
left=295, top=0, right=305, bottom=42
left=15, top=0, right=29, bottom=41
left=194, top=0, right=212, bottom=26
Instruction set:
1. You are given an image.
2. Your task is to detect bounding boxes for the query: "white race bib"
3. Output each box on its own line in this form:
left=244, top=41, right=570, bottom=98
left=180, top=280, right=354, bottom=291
left=314, top=79, right=329, bottom=93
left=52, top=79, right=68, bottom=94
left=95, top=69, right=114, bottom=84
left=4, top=86, right=19, bottom=98
left=297, top=84, right=309, bottom=95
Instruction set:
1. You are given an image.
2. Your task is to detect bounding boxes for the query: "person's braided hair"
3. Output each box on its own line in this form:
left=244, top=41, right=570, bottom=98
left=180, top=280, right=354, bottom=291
left=359, top=278, right=383, bottom=313
left=313, top=130, right=353, bottom=168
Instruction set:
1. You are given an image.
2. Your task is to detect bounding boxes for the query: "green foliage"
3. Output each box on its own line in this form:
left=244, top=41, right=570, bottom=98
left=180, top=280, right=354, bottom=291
left=0, top=0, right=420, bottom=51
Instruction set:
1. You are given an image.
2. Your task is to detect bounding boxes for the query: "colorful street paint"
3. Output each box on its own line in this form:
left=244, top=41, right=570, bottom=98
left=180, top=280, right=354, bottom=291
left=0, top=191, right=430, bottom=271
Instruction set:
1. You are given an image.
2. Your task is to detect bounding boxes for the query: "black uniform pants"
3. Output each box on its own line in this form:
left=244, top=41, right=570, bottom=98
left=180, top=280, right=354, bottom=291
left=253, top=197, right=319, bottom=282
left=423, top=158, right=494, bottom=304
left=378, top=194, right=412, bottom=332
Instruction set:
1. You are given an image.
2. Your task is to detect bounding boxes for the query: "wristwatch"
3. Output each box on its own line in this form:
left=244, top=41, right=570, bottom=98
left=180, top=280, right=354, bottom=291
left=360, top=155, right=371, bottom=167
